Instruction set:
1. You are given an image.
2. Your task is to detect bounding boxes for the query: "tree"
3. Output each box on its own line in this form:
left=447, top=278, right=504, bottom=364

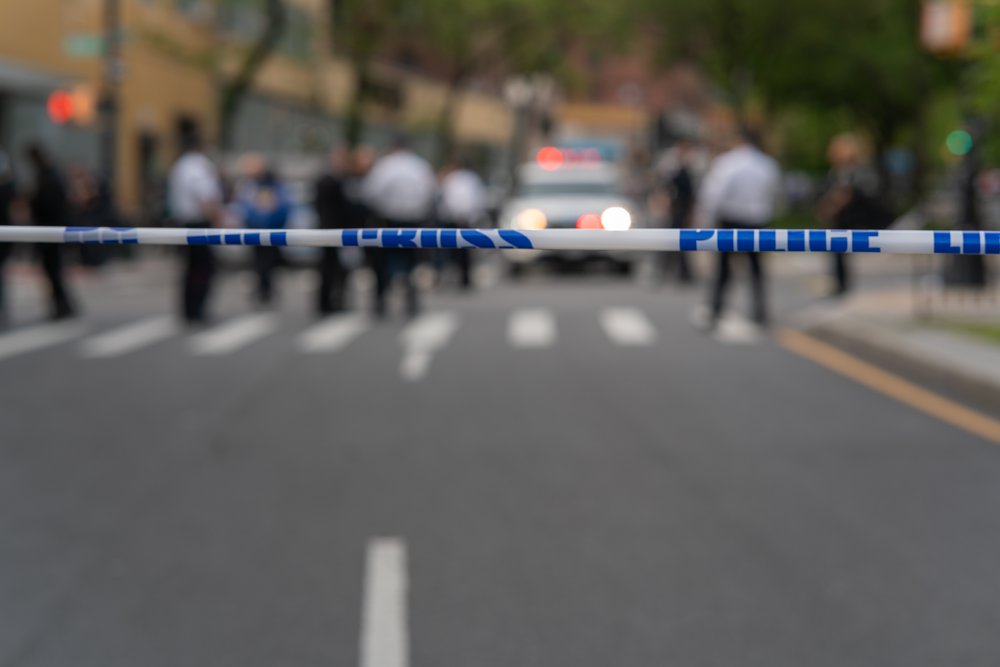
left=642, top=0, right=955, bottom=193
left=328, top=0, right=413, bottom=148
left=218, top=0, right=288, bottom=150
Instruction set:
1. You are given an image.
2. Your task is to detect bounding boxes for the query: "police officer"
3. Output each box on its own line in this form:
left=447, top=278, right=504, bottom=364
left=168, top=127, right=223, bottom=324
left=698, top=127, right=781, bottom=330
left=361, top=135, right=436, bottom=318
left=314, top=147, right=353, bottom=315
left=26, top=144, right=77, bottom=320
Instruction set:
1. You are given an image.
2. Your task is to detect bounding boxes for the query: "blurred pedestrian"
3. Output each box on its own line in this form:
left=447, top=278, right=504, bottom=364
left=235, top=156, right=291, bottom=306
left=0, top=148, right=14, bottom=326
left=67, top=164, right=112, bottom=267
left=168, top=127, right=223, bottom=324
left=663, top=140, right=697, bottom=284
left=361, top=135, right=436, bottom=318
left=436, top=156, right=485, bottom=290
left=314, top=147, right=353, bottom=315
left=817, top=133, right=885, bottom=297
left=698, top=127, right=781, bottom=330
left=26, top=144, right=77, bottom=320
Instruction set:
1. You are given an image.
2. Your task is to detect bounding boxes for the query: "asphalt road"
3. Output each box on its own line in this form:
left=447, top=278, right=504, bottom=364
left=2, top=250, right=1000, bottom=667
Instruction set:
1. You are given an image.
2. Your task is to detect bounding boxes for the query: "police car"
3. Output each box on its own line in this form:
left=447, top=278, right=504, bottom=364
left=498, top=147, right=644, bottom=274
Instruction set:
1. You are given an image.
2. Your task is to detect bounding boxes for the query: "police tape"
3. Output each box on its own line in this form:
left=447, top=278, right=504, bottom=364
left=0, top=226, right=998, bottom=255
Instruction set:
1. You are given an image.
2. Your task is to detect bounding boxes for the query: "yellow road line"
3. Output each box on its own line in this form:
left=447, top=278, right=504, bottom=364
left=777, top=328, right=1000, bottom=445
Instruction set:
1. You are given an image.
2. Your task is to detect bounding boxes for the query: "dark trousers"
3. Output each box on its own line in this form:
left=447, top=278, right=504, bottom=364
left=253, top=245, right=281, bottom=305
left=366, top=248, right=419, bottom=318
left=181, top=242, right=215, bottom=323
left=317, top=247, right=347, bottom=314
left=831, top=253, right=850, bottom=295
left=439, top=221, right=473, bottom=288
left=37, top=244, right=76, bottom=318
left=710, top=220, right=767, bottom=325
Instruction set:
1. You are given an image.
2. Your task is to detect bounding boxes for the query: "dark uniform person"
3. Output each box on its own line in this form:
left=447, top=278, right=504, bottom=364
left=665, top=141, right=697, bottom=284
left=26, top=144, right=77, bottom=320
left=314, top=147, right=353, bottom=315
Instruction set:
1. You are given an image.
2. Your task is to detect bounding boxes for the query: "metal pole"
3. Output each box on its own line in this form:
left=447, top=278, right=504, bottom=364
left=99, top=0, right=121, bottom=208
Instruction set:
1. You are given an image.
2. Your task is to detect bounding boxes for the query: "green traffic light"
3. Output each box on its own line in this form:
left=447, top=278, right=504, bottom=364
left=946, top=130, right=974, bottom=156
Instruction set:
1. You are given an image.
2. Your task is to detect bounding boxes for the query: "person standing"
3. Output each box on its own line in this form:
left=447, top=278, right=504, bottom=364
left=361, top=135, right=436, bottom=317
left=168, top=128, right=223, bottom=324
left=698, top=128, right=781, bottom=330
left=0, top=148, right=15, bottom=326
left=313, top=147, right=353, bottom=315
left=26, top=144, right=77, bottom=320
left=664, top=140, right=697, bottom=284
left=817, top=133, right=884, bottom=297
left=235, top=159, right=291, bottom=306
left=436, top=157, right=485, bottom=290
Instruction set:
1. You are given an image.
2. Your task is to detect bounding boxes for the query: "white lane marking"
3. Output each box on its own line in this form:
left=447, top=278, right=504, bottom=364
left=298, top=313, right=369, bottom=353
left=399, top=311, right=458, bottom=382
left=0, top=321, right=86, bottom=362
left=508, top=308, right=556, bottom=348
left=600, top=307, right=658, bottom=346
left=190, top=313, right=279, bottom=355
left=359, top=538, right=409, bottom=667
left=81, top=316, right=180, bottom=358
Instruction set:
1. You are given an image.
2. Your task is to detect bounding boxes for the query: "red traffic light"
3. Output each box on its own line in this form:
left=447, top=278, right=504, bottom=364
left=47, top=91, right=74, bottom=125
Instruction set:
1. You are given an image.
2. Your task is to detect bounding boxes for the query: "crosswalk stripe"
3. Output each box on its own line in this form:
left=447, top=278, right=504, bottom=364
left=600, top=307, right=658, bottom=346
left=190, top=313, right=279, bottom=355
left=399, top=311, right=458, bottom=381
left=0, top=321, right=86, bottom=361
left=299, top=313, right=369, bottom=353
left=81, top=316, right=180, bottom=358
left=508, top=308, right=556, bottom=348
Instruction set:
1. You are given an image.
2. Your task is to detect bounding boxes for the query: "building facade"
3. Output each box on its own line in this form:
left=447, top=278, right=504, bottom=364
left=0, top=0, right=514, bottom=220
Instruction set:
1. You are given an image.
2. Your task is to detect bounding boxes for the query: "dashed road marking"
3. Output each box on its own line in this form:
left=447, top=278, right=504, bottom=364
left=508, top=308, right=556, bottom=348
left=359, top=537, right=409, bottom=667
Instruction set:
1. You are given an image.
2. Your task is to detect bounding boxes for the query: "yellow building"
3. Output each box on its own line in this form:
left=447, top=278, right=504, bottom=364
left=0, top=0, right=513, bottom=219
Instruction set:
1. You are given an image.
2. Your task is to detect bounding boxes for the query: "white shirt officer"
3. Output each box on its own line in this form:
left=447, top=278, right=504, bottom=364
left=361, top=148, right=436, bottom=224
left=168, top=151, right=223, bottom=225
left=699, top=143, right=781, bottom=227
left=438, top=168, right=486, bottom=224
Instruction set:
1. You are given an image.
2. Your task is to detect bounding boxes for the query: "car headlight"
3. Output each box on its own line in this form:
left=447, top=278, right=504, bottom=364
left=601, top=206, right=631, bottom=231
left=513, top=208, right=548, bottom=230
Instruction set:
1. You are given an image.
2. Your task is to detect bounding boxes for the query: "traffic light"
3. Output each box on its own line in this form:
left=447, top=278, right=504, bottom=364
left=46, top=85, right=97, bottom=126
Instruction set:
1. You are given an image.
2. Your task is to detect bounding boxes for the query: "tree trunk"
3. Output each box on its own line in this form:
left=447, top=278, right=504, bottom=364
left=435, top=70, right=465, bottom=165
left=218, top=0, right=287, bottom=151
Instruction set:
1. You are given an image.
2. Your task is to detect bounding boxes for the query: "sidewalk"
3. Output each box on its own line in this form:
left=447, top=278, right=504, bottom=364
left=792, top=285, right=1000, bottom=393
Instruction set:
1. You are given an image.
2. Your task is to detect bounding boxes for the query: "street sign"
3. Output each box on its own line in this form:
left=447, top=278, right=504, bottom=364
left=63, top=34, right=105, bottom=58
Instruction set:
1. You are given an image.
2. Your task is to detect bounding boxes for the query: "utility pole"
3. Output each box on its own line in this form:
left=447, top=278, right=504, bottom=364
left=100, top=0, right=121, bottom=209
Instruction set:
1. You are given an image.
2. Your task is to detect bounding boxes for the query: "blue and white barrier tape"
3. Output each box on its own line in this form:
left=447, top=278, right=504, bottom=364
left=0, top=226, right=998, bottom=255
